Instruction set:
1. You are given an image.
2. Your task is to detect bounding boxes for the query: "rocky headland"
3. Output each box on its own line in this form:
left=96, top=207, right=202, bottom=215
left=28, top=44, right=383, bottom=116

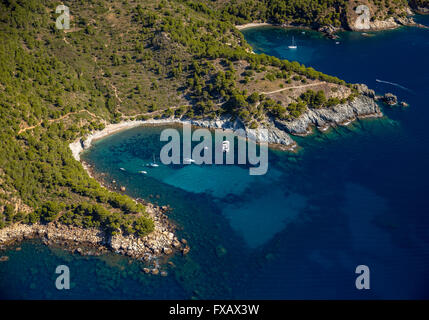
left=1, top=83, right=398, bottom=270
left=70, top=85, right=392, bottom=155
left=235, top=4, right=428, bottom=39
left=0, top=202, right=190, bottom=275
left=10, top=82, right=394, bottom=269
left=276, top=85, right=384, bottom=136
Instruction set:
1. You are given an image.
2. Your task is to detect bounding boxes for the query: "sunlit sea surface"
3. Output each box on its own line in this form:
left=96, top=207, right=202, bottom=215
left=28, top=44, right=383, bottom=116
left=1, top=16, right=429, bottom=299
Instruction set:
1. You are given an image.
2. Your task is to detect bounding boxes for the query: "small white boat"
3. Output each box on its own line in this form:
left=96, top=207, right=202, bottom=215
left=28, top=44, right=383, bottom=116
left=288, top=36, right=297, bottom=49
left=148, top=154, right=159, bottom=167
left=139, top=170, right=147, bottom=174
left=222, top=140, right=230, bottom=153
left=119, top=167, right=125, bottom=171
left=335, top=41, right=340, bottom=45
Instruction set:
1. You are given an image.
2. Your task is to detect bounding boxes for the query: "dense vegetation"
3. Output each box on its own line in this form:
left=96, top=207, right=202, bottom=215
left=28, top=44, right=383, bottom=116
left=217, top=0, right=347, bottom=26
left=0, top=0, right=367, bottom=236
left=207, top=0, right=412, bottom=27
left=0, top=0, right=154, bottom=236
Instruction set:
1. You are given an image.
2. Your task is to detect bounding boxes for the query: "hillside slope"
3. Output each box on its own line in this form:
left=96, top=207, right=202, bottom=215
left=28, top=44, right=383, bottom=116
left=0, top=0, right=383, bottom=239
left=208, top=0, right=417, bottom=31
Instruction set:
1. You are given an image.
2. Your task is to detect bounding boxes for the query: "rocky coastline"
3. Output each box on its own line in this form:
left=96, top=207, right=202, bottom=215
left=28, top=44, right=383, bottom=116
left=70, top=85, right=390, bottom=156
left=69, top=117, right=299, bottom=160
left=19, top=82, right=392, bottom=271
left=276, top=86, right=384, bottom=136
left=1, top=84, right=395, bottom=270
left=235, top=10, right=426, bottom=39
left=0, top=202, right=190, bottom=275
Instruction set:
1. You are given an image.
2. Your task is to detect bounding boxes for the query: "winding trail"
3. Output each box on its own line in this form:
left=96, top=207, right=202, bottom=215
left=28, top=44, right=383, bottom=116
left=261, top=81, right=326, bottom=95
left=18, top=110, right=101, bottom=134
left=18, top=82, right=326, bottom=134
left=17, top=106, right=191, bottom=134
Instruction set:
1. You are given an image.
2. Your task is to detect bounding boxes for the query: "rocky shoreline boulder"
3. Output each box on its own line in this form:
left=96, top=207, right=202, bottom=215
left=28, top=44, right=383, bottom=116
left=0, top=203, right=188, bottom=274
left=380, top=93, right=398, bottom=106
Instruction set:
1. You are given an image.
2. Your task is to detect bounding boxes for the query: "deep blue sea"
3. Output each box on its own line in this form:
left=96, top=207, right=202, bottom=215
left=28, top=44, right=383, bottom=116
left=1, top=16, right=429, bottom=299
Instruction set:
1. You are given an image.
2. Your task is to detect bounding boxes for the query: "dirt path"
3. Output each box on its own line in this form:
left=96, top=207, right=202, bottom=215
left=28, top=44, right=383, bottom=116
left=18, top=110, right=101, bottom=134
left=19, top=83, right=325, bottom=135
left=18, top=105, right=192, bottom=134
left=120, top=105, right=187, bottom=119
left=261, top=81, right=326, bottom=95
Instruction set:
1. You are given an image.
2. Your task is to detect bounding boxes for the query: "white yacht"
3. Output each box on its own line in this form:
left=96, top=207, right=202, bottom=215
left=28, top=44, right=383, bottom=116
left=148, top=154, right=159, bottom=167
left=288, top=36, right=297, bottom=49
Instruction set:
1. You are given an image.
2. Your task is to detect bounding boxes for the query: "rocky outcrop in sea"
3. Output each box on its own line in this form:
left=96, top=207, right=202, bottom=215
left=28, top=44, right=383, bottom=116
left=0, top=203, right=189, bottom=273
left=276, top=87, right=382, bottom=136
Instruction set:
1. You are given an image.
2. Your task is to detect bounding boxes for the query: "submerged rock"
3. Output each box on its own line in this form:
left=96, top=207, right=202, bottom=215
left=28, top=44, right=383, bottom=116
left=215, top=245, right=227, bottom=258
left=142, top=267, right=150, bottom=274
left=182, top=246, right=190, bottom=255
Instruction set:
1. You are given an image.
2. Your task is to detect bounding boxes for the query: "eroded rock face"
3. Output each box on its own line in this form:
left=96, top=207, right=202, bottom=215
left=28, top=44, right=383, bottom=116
left=276, top=94, right=382, bottom=136
left=187, top=85, right=382, bottom=144
left=108, top=203, right=186, bottom=259
left=71, top=84, right=382, bottom=156
left=190, top=116, right=297, bottom=149
left=0, top=203, right=187, bottom=262
left=346, top=3, right=416, bottom=32
left=246, top=125, right=296, bottom=149
left=366, top=15, right=415, bottom=30
left=0, top=223, right=105, bottom=246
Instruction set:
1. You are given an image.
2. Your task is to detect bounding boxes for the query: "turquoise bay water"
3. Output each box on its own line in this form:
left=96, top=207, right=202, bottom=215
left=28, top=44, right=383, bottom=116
left=1, top=16, right=429, bottom=299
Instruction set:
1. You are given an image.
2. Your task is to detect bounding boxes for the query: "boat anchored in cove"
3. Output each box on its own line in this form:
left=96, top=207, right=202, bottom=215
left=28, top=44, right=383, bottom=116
left=147, top=154, right=159, bottom=167
left=288, top=36, right=297, bottom=49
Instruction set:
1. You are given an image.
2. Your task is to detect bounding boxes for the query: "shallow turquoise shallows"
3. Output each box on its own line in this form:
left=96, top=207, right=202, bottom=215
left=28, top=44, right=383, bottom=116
left=1, top=15, right=429, bottom=299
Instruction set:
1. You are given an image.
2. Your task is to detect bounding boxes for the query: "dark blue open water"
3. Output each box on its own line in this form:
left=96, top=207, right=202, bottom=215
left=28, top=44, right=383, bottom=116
left=1, top=16, right=429, bottom=299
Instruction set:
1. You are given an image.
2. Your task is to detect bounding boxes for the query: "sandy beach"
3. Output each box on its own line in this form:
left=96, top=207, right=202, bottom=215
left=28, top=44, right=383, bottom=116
left=235, top=22, right=274, bottom=30
left=69, top=119, right=189, bottom=161
left=69, top=117, right=297, bottom=162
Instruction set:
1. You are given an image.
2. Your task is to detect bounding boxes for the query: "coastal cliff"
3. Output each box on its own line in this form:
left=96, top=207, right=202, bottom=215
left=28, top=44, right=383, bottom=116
left=0, top=202, right=189, bottom=274
left=231, top=0, right=422, bottom=35
left=70, top=84, right=383, bottom=154
left=0, top=0, right=402, bottom=263
left=275, top=86, right=382, bottom=136
left=346, top=0, right=416, bottom=31
left=189, top=85, right=384, bottom=143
